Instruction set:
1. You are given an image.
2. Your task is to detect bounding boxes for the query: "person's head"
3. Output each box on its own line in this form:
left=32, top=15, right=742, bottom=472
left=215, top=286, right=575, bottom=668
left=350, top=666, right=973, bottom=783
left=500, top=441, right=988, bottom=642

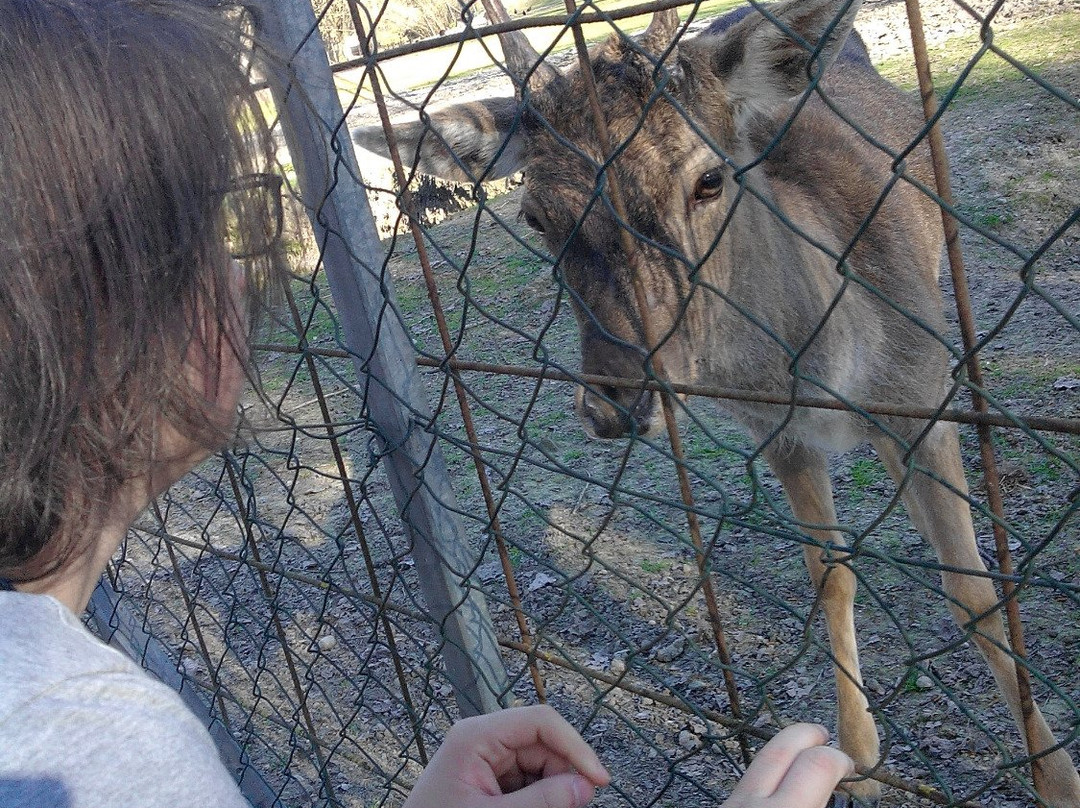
left=0, top=0, right=280, bottom=583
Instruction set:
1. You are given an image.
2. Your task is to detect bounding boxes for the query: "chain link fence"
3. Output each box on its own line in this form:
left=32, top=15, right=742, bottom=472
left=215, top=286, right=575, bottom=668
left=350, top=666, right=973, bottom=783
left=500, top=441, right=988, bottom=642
left=87, top=0, right=1078, bottom=806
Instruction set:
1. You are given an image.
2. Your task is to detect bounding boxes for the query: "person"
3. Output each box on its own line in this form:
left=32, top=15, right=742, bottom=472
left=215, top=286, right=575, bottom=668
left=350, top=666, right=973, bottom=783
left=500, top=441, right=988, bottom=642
left=0, top=1, right=853, bottom=807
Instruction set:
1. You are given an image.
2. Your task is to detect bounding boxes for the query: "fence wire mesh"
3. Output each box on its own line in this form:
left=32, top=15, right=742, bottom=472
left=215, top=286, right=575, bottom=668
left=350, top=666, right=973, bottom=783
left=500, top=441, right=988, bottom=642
left=88, top=0, right=1078, bottom=806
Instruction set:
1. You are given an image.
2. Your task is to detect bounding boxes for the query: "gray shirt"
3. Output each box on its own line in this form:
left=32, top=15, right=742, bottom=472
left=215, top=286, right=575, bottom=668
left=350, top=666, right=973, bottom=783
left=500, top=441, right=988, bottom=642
left=0, top=591, right=250, bottom=808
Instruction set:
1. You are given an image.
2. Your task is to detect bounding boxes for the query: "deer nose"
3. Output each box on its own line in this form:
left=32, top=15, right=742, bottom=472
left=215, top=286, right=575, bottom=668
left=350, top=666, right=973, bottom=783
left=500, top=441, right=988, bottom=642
left=575, top=384, right=657, bottom=439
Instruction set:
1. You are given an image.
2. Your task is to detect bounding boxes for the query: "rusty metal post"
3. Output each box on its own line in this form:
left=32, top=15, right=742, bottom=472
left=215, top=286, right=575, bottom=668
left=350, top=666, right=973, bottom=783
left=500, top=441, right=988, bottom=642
left=903, top=0, right=1042, bottom=775
left=345, top=0, right=549, bottom=704
left=554, top=0, right=752, bottom=764
left=250, top=0, right=509, bottom=716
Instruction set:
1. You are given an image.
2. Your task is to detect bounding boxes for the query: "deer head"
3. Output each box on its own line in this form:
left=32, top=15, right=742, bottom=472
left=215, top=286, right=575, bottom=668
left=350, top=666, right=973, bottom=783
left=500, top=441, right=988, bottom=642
left=353, top=0, right=865, bottom=438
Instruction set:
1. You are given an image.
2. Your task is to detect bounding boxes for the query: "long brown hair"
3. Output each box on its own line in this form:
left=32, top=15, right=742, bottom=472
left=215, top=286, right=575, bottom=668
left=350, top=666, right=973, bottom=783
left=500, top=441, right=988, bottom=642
left=0, top=0, right=279, bottom=580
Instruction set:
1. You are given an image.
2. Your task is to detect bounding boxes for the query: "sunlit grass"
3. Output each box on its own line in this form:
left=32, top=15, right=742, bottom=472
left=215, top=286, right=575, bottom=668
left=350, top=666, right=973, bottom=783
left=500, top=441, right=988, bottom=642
left=875, top=11, right=1080, bottom=96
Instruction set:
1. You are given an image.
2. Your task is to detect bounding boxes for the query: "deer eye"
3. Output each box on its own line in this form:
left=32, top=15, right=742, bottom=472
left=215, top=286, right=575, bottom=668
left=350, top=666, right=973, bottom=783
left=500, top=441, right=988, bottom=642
left=692, top=167, right=724, bottom=204
left=519, top=206, right=545, bottom=235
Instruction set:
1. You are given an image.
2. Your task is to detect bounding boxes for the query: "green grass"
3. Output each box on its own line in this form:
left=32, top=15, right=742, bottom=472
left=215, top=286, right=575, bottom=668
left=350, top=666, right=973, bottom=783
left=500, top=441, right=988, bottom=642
left=964, top=207, right=1014, bottom=230
left=900, top=667, right=926, bottom=694
left=999, top=442, right=1074, bottom=487
left=875, top=12, right=1080, bottom=97
left=561, top=446, right=585, bottom=462
left=1026, top=456, right=1064, bottom=484
left=980, top=357, right=1080, bottom=402
left=531, top=408, right=567, bottom=430
left=463, top=256, right=538, bottom=300
left=849, top=458, right=885, bottom=490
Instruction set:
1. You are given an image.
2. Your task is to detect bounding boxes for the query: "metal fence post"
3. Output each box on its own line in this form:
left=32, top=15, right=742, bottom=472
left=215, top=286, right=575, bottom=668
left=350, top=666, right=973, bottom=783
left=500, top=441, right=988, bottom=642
left=250, top=0, right=509, bottom=717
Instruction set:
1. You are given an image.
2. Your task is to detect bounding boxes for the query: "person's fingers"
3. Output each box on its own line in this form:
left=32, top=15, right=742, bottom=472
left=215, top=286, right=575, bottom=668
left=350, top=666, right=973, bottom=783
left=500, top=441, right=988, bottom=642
left=727, top=724, right=833, bottom=798
left=529, top=708, right=609, bottom=785
left=496, top=772, right=598, bottom=808
left=461, top=706, right=610, bottom=787
left=498, top=742, right=575, bottom=790
left=768, top=745, right=855, bottom=807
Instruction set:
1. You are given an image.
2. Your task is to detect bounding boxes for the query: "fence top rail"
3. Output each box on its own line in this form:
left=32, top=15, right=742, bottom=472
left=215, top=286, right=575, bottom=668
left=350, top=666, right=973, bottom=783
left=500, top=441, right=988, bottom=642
left=328, top=0, right=721, bottom=70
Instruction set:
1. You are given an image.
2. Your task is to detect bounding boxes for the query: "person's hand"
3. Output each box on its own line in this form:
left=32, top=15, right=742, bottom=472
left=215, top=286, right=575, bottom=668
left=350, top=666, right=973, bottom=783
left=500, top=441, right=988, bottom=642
left=403, top=705, right=610, bottom=808
left=722, top=724, right=854, bottom=808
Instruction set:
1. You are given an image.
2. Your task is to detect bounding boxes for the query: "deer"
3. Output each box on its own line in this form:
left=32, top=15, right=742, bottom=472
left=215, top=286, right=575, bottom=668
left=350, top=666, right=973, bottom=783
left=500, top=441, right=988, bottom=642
left=351, top=0, right=1080, bottom=804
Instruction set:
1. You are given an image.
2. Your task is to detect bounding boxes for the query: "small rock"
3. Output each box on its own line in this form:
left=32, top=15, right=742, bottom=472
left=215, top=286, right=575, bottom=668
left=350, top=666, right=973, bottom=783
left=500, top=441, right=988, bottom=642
left=678, top=729, right=703, bottom=751
left=527, top=571, right=559, bottom=593
left=915, top=674, right=934, bottom=690
left=655, top=637, right=686, bottom=663
left=316, top=634, right=337, bottom=652
left=864, top=677, right=886, bottom=695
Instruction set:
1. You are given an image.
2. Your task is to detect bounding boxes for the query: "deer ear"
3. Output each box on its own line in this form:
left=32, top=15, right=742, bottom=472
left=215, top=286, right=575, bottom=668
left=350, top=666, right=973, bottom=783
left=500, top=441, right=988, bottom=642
left=352, top=96, right=525, bottom=183
left=705, top=0, right=862, bottom=108
left=640, top=8, right=680, bottom=55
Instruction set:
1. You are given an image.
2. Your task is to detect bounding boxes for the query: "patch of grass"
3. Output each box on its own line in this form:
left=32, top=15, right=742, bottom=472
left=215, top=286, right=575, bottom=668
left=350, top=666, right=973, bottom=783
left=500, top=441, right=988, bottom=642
left=971, top=207, right=1015, bottom=229
left=980, top=357, right=1080, bottom=403
left=875, top=12, right=1080, bottom=97
left=1026, top=456, right=1064, bottom=484
left=849, top=458, right=885, bottom=490
left=641, top=558, right=672, bottom=574
left=999, top=441, right=1073, bottom=487
left=530, top=408, right=567, bottom=431
left=900, top=667, right=925, bottom=694
left=463, top=255, right=538, bottom=303
left=562, top=446, right=585, bottom=463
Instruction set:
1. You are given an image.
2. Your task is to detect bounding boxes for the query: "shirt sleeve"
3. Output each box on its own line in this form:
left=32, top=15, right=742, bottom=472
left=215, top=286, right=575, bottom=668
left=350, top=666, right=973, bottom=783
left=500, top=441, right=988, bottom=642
left=2, top=668, right=252, bottom=808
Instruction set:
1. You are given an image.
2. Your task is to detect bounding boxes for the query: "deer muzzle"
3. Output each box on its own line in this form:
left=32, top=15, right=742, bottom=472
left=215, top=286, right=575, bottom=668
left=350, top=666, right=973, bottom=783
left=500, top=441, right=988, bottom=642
left=574, top=383, right=660, bottom=439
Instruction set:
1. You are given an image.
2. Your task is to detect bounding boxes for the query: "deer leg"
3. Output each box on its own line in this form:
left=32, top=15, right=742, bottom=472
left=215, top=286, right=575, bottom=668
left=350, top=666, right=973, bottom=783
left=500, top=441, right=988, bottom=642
left=872, top=425, right=1080, bottom=808
left=766, top=444, right=881, bottom=806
